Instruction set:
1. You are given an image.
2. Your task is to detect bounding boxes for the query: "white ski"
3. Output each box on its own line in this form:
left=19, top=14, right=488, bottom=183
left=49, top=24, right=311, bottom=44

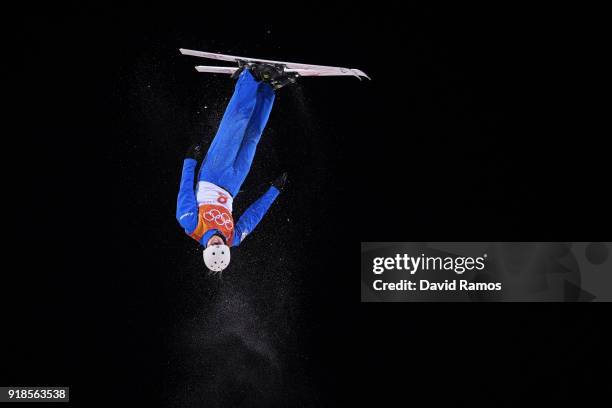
left=194, top=65, right=367, bottom=78
left=180, top=48, right=370, bottom=80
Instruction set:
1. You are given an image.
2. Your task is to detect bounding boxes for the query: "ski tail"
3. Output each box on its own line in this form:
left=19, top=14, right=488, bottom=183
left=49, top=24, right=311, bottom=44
left=194, top=66, right=238, bottom=74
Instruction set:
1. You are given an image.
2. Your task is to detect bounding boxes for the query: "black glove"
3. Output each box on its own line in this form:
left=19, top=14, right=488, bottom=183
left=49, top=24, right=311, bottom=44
left=185, top=143, right=204, bottom=161
left=272, top=172, right=288, bottom=191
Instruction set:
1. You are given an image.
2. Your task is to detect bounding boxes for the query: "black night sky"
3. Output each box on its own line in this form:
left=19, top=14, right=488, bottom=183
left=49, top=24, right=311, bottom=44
left=5, top=3, right=610, bottom=407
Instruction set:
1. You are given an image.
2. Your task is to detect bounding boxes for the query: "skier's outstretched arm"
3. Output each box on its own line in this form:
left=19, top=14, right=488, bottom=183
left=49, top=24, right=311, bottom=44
left=176, top=144, right=203, bottom=234
left=232, top=173, right=287, bottom=247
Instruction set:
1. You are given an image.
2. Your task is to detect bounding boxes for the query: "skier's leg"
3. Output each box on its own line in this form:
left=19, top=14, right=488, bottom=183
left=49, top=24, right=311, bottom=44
left=198, top=70, right=260, bottom=185
left=228, top=82, right=276, bottom=195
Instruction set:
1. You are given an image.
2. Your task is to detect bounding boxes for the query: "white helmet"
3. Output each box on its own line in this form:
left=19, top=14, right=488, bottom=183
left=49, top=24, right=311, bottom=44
left=203, top=244, right=231, bottom=272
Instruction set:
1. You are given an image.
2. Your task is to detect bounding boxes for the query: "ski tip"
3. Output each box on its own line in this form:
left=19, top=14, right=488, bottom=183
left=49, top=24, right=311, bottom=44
left=352, top=69, right=371, bottom=80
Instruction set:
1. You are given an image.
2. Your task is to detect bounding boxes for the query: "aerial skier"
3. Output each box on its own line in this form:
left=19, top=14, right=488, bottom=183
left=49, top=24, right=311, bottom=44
left=176, top=64, right=294, bottom=273
left=176, top=49, right=368, bottom=272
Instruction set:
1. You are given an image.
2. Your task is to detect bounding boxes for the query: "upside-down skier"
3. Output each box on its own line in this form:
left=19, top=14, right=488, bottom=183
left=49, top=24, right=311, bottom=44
left=176, top=64, right=295, bottom=272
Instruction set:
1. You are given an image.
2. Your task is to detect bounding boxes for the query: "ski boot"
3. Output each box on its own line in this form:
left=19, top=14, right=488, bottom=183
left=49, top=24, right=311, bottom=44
left=230, top=60, right=250, bottom=79
left=248, top=62, right=298, bottom=90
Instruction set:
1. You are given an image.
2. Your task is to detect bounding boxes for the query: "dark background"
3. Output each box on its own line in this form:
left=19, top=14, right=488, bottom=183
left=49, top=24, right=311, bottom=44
left=5, top=3, right=610, bottom=406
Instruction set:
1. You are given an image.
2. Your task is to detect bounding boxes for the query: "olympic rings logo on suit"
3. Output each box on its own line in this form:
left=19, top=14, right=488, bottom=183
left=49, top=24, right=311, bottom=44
left=203, top=208, right=234, bottom=229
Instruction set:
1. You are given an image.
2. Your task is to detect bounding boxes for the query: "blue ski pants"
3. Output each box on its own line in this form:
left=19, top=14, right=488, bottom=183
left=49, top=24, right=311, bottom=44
left=198, top=70, right=275, bottom=196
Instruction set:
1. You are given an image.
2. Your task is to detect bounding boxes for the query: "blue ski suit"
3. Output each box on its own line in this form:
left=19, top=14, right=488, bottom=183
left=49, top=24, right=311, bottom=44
left=176, top=70, right=280, bottom=247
